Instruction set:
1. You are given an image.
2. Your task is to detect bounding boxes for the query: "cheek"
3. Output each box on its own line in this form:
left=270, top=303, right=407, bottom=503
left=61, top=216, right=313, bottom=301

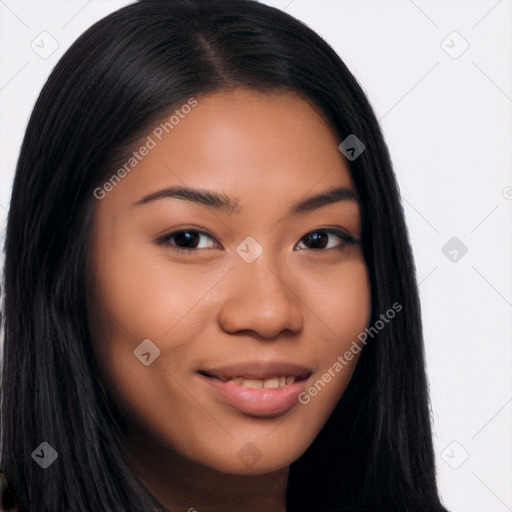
left=307, top=257, right=371, bottom=341
left=87, top=231, right=213, bottom=391
left=87, top=241, right=212, bottom=441
left=90, top=232, right=214, bottom=340
left=299, top=258, right=370, bottom=403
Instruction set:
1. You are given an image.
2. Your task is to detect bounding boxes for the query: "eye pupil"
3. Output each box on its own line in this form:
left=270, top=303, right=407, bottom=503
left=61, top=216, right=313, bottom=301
left=304, top=231, right=328, bottom=249
left=175, top=231, right=200, bottom=248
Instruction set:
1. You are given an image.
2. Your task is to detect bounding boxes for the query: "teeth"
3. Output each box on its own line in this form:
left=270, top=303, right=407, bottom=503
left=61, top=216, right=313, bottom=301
left=263, top=377, right=279, bottom=389
left=242, top=379, right=265, bottom=389
left=227, top=375, right=297, bottom=388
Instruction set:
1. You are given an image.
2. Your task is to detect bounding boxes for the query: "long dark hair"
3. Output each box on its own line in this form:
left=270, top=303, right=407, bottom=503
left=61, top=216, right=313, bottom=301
left=1, top=0, right=447, bottom=510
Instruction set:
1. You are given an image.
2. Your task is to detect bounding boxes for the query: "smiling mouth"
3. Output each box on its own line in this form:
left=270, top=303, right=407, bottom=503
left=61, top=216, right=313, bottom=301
left=198, top=367, right=312, bottom=417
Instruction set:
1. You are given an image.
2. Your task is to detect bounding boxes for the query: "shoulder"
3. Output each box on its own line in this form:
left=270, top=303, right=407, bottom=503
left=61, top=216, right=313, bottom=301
left=0, top=471, right=18, bottom=512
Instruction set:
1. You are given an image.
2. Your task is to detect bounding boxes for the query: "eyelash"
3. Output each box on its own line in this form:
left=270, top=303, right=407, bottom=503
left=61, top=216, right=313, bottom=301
left=156, top=228, right=359, bottom=253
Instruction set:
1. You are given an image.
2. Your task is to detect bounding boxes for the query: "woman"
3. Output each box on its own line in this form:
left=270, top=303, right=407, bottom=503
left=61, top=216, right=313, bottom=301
left=0, top=0, right=448, bottom=510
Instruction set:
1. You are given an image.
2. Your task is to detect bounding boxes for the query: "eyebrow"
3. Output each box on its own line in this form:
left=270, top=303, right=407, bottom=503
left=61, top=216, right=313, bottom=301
left=132, top=185, right=359, bottom=215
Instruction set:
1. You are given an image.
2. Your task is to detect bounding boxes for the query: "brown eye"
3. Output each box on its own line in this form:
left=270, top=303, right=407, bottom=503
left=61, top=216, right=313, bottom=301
left=295, top=229, right=358, bottom=251
left=158, top=230, right=220, bottom=252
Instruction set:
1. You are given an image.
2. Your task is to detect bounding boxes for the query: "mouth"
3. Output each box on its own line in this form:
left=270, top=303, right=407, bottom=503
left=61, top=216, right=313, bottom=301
left=197, top=361, right=313, bottom=417
left=198, top=361, right=312, bottom=387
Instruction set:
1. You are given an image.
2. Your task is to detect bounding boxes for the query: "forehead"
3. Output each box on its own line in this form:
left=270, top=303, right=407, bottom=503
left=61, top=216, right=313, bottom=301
left=99, top=88, right=355, bottom=210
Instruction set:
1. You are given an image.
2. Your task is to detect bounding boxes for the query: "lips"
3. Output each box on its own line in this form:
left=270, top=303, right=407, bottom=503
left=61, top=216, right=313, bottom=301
left=197, top=361, right=313, bottom=417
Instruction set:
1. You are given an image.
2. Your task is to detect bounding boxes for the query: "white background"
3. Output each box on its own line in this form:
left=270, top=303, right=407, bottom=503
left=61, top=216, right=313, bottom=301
left=1, top=1, right=511, bottom=511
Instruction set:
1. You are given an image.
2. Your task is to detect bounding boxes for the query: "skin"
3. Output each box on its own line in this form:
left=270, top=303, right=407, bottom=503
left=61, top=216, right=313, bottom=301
left=87, top=88, right=371, bottom=512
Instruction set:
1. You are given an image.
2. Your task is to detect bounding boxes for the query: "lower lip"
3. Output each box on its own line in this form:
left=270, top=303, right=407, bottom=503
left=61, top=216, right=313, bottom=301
left=199, top=374, right=308, bottom=417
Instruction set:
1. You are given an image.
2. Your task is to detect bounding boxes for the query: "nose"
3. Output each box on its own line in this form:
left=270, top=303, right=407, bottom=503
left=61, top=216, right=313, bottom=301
left=216, top=258, right=304, bottom=339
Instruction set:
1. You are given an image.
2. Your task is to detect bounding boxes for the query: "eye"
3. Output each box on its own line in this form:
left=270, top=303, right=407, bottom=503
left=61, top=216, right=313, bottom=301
left=294, top=229, right=359, bottom=251
left=157, top=229, right=221, bottom=252
left=156, top=228, right=358, bottom=253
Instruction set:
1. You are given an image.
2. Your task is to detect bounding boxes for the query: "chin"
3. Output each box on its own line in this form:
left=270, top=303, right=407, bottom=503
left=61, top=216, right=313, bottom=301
left=192, top=440, right=306, bottom=476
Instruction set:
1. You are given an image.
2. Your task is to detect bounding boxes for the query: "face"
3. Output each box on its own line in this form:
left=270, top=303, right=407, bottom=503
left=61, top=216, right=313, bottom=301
left=87, top=88, right=371, bottom=476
